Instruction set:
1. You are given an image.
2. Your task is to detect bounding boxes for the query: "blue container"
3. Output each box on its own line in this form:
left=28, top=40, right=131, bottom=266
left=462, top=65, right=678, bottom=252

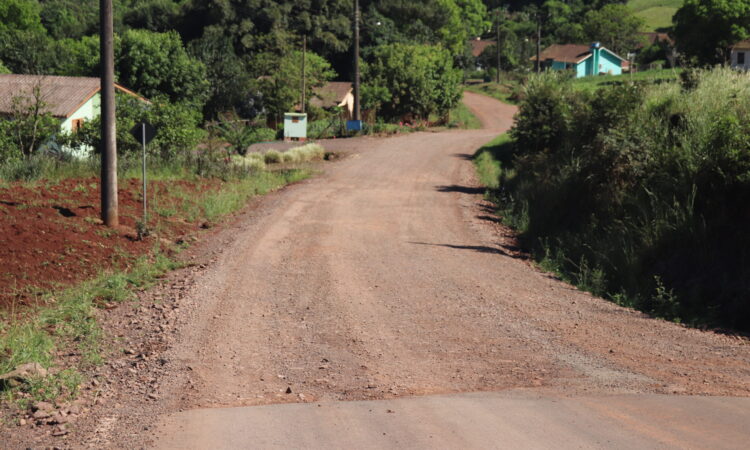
left=346, top=120, right=363, bottom=131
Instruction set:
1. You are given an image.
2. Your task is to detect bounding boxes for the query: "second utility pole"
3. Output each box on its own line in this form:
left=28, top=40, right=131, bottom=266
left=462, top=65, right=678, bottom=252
left=353, top=0, right=361, bottom=122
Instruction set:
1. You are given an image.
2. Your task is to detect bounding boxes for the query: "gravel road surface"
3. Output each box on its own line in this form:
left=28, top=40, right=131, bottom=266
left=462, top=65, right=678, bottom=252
left=74, top=92, right=750, bottom=448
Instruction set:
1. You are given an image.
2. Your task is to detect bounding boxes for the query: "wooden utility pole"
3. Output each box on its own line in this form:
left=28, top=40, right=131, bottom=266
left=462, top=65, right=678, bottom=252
left=301, top=35, right=306, bottom=113
left=495, top=9, right=501, bottom=84
left=536, top=14, right=542, bottom=74
left=100, top=0, right=118, bottom=226
left=353, top=0, right=361, bottom=121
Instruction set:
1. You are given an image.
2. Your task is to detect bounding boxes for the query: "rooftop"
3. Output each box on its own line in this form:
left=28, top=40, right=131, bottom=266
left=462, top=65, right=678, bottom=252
left=310, top=82, right=353, bottom=109
left=468, top=39, right=496, bottom=58
left=531, top=44, right=592, bottom=63
left=0, top=74, right=142, bottom=118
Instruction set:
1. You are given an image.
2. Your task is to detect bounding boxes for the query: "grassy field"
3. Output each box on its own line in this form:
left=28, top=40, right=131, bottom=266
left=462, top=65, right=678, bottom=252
left=571, top=68, right=681, bottom=92
left=628, top=0, right=683, bottom=31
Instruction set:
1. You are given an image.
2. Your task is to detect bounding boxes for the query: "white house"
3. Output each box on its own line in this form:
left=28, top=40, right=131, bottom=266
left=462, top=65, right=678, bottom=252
left=731, top=40, right=750, bottom=70
left=0, top=74, right=145, bottom=154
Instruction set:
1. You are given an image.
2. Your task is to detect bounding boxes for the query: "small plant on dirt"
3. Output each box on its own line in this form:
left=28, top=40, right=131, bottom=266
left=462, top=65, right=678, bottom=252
left=135, top=219, right=150, bottom=241
left=650, top=276, right=680, bottom=321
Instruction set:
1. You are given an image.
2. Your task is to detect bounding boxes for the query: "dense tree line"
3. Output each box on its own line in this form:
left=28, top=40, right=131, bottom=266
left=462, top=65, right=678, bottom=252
left=0, top=0, right=494, bottom=123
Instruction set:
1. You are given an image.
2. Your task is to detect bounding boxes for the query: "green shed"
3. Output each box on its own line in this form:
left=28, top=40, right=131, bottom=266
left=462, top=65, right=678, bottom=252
left=284, top=113, right=307, bottom=141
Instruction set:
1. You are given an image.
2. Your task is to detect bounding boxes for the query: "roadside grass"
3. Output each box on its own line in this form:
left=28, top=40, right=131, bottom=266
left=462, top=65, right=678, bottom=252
left=477, top=69, right=750, bottom=331
left=464, top=82, right=519, bottom=105
left=473, top=134, right=611, bottom=300
left=473, top=133, right=514, bottom=190
left=446, top=102, right=482, bottom=129
left=0, top=251, right=179, bottom=406
left=571, top=69, right=681, bottom=92
left=239, top=143, right=325, bottom=168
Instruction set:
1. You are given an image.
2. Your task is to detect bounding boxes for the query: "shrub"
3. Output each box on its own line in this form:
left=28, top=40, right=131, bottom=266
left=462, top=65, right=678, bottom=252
left=364, top=43, right=462, bottom=121
left=491, top=67, right=750, bottom=331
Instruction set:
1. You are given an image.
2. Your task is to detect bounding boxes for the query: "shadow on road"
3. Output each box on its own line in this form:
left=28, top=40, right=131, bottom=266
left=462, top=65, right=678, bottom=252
left=435, top=185, right=485, bottom=195
left=409, top=241, right=527, bottom=260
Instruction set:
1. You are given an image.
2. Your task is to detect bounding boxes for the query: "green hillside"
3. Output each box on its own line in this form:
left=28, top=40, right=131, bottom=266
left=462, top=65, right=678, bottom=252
left=628, top=0, right=683, bottom=31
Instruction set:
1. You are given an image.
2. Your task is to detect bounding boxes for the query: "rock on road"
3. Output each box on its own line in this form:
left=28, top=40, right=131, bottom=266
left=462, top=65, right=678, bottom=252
left=109, top=92, right=750, bottom=448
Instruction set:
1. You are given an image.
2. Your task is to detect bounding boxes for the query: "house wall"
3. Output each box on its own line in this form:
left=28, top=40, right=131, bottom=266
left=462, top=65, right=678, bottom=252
left=60, top=93, right=100, bottom=157
left=584, top=57, right=595, bottom=77
left=338, top=92, right=355, bottom=119
left=576, top=60, right=588, bottom=78
left=60, top=93, right=100, bottom=134
left=731, top=50, right=750, bottom=70
left=551, top=61, right=567, bottom=71
left=598, top=50, right=623, bottom=75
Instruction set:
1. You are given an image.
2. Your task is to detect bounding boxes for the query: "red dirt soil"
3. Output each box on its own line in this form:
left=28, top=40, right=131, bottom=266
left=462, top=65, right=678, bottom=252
left=0, top=177, right=213, bottom=310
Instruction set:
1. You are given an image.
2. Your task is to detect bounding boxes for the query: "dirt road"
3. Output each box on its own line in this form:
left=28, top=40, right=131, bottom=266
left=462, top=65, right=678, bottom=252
left=82, top=92, right=749, bottom=448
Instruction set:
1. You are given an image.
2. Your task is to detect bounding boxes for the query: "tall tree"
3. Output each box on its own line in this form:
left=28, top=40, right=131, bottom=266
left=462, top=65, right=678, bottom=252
left=583, top=3, right=644, bottom=55
left=673, top=0, right=750, bottom=64
left=115, top=29, right=209, bottom=108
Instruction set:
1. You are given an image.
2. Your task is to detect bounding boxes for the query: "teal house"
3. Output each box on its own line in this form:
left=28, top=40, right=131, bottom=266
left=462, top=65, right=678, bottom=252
left=532, top=43, right=626, bottom=78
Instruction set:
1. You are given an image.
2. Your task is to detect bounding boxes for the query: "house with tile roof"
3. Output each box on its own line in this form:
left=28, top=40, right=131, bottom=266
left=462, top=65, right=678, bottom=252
left=0, top=75, right=145, bottom=153
left=731, top=40, right=750, bottom=71
left=531, top=43, right=626, bottom=78
left=469, top=39, right=496, bottom=58
left=310, top=81, right=354, bottom=119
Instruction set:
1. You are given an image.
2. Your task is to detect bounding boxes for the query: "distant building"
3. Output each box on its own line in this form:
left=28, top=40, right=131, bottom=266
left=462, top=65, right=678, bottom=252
left=0, top=74, right=145, bottom=155
left=310, top=82, right=354, bottom=119
left=731, top=40, right=750, bottom=71
left=469, top=39, right=496, bottom=58
left=531, top=43, right=626, bottom=78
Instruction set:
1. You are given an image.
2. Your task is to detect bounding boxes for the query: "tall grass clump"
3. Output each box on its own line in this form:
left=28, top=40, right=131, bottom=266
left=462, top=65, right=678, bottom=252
left=282, top=143, right=326, bottom=164
left=486, top=68, right=750, bottom=331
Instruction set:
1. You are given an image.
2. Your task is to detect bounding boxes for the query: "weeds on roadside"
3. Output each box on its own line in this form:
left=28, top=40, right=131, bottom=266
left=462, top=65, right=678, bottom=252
left=473, top=68, right=750, bottom=331
left=0, top=251, right=180, bottom=405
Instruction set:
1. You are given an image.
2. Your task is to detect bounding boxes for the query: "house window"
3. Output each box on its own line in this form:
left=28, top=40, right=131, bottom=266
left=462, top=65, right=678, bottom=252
left=738, top=52, right=746, bottom=65
left=72, top=118, right=84, bottom=132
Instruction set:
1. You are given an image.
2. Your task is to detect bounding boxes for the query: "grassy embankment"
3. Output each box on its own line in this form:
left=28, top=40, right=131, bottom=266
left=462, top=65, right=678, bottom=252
left=628, top=0, right=683, bottom=31
left=0, top=147, right=318, bottom=407
left=474, top=68, right=750, bottom=333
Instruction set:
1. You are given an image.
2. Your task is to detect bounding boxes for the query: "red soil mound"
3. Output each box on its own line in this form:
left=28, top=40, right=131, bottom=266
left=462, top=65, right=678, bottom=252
left=0, top=177, right=210, bottom=310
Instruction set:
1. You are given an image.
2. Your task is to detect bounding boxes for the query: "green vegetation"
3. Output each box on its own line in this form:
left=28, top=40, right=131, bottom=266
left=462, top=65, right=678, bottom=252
left=446, top=102, right=482, bottom=129
left=365, top=43, right=463, bottom=121
left=570, top=68, right=681, bottom=92
left=475, top=68, right=750, bottom=332
left=1, top=252, right=178, bottom=404
left=674, top=0, right=750, bottom=65
left=628, top=0, right=683, bottom=31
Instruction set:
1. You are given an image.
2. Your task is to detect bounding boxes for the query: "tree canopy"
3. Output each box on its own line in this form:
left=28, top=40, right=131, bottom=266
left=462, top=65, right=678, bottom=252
left=365, top=43, right=462, bottom=121
left=673, top=0, right=750, bottom=64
